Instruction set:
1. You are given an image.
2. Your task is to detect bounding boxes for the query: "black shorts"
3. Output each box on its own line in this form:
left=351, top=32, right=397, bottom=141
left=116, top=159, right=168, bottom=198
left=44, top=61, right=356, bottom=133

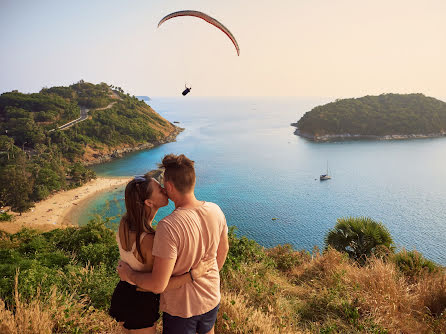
left=162, top=303, right=220, bottom=334
left=109, top=280, right=160, bottom=330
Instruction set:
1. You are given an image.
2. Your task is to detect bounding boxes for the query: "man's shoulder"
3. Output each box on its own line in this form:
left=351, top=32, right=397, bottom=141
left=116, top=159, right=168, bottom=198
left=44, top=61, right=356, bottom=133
left=206, top=202, right=225, bottom=216
left=205, top=201, right=222, bottom=211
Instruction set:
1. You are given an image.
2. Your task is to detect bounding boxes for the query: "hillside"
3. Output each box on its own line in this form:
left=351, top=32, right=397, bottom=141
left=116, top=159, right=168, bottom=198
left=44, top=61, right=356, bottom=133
left=0, top=219, right=444, bottom=333
left=294, top=94, right=446, bottom=141
left=0, top=81, right=180, bottom=213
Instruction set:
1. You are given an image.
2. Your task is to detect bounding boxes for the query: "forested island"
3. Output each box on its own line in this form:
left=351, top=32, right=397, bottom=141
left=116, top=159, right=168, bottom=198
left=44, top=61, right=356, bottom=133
left=293, top=93, right=446, bottom=141
left=0, top=81, right=180, bottom=214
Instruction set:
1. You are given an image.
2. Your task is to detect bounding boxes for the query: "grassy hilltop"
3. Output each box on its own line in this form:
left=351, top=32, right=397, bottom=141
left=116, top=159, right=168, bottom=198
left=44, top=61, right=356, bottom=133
left=294, top=94, right=446, bottom=140
left=0, top=218, right=444, bottom=333
left=0, top=81, right=179, bottom=214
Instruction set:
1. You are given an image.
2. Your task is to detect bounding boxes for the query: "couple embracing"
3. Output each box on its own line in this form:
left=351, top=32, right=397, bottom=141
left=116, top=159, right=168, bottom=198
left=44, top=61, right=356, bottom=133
left=110, top=153, right=229, bottom=333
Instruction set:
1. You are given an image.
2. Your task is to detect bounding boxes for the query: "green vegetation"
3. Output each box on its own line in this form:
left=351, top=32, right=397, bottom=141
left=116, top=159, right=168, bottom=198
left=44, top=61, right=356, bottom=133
left=0, top=81, right=176, bottom=214
left=392, top=249, right=440, bottom=280
left=0, top=212, right=13, bottom=221
left=324, top=217, right=395, bottom=264
left=0, top=220, right=119, bottom=310
left=296, top=93, right=446, bottom=138
left=0, top=217, right=444, bottom=333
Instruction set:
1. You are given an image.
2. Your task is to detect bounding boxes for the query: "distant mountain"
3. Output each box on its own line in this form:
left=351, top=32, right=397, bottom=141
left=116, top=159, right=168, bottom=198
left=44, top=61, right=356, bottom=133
left=293, top=94, right=446, bottom=141
left=136, top=96, right=151, bottom=101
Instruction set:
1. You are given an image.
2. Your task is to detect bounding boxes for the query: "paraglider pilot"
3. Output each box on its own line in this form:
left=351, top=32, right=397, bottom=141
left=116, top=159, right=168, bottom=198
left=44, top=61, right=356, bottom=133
left=182, top=85, right=191, bottom=96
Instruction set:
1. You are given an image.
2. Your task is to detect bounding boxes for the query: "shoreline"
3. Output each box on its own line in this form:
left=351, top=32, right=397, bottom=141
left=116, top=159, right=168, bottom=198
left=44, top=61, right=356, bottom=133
left=1, top=177, right=131, bottom=234
left=0, top=126, right=184, bottom=234
left=291, top=125, right=446, bottom=142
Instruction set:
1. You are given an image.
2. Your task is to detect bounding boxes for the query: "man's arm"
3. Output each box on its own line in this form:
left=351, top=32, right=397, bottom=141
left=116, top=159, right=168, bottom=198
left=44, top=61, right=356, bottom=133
left=118, top=256, right=176, bottom=294
left=216, top=228, right=229, bottom=271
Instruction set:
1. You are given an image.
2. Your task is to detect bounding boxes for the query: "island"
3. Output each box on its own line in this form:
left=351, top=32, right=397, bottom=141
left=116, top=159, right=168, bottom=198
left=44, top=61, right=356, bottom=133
left=292, top=93, right=446, bottom=141
left=0, top=81, right=181, bottom=214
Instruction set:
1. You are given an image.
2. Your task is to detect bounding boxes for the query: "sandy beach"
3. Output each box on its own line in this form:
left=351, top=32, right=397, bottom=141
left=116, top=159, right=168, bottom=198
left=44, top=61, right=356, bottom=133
left=1, top=177, right=131, bottom=234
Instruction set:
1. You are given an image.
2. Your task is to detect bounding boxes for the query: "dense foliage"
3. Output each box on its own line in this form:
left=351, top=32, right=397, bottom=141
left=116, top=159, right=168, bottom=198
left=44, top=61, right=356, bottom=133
left=0, top=219, right=119, bottom=310
left=296, top=93, right=446, bottom=137
left=0, top=81, right=175, bottom=213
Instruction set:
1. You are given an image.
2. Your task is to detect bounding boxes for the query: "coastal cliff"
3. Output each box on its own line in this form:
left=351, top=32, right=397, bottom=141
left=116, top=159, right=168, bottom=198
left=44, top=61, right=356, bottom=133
left=83, top=126, right=183, bottom=165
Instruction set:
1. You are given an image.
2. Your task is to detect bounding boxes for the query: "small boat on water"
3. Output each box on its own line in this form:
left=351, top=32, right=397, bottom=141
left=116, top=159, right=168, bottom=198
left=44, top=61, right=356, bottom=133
left=320, top=162, right=331, bottom=181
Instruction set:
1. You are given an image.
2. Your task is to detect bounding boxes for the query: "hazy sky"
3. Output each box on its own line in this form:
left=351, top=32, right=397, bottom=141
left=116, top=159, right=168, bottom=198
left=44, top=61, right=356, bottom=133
left=1, top=0, right=445, bottom=98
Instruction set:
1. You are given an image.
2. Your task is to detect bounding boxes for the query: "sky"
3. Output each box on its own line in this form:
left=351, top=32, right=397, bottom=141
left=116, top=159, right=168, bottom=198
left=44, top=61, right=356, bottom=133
left=1, top=0, right=445, bottom=98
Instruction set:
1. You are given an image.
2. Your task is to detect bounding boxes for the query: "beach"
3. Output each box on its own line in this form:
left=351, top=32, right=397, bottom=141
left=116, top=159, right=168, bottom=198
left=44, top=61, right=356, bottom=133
left=1, top=177, right=131, bottom=234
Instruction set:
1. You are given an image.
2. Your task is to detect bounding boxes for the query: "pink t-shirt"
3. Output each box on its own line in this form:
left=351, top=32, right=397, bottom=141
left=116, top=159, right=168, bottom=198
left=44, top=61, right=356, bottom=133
left=151, top=201, right=228, bottom=318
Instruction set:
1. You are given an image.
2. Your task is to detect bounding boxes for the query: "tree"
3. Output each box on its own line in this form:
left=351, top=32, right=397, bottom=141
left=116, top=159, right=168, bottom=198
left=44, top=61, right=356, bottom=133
left=69, top=162, right=96, bottom=185
left=324, top=217, right=395, bottom=263
left=0, top=158, right=34, bottom=214
left=0, top=135, right=14, bottom=160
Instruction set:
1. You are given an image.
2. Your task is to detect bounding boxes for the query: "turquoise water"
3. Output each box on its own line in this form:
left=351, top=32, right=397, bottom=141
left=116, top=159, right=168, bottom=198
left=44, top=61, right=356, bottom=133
left=82, top=97, right=446, bottom=265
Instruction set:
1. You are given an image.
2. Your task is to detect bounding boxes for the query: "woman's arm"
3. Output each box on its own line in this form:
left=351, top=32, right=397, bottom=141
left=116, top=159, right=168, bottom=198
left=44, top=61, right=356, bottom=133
left=135, top=258, right=215, bottom=292
left=164, top=258, right=215, bottom=291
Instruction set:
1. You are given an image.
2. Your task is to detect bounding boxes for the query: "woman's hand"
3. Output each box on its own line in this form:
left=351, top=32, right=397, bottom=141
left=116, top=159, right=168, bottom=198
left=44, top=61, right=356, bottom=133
left=190, top=258, right=216, bottom=280
left=117, top=260, right=133, bottom=282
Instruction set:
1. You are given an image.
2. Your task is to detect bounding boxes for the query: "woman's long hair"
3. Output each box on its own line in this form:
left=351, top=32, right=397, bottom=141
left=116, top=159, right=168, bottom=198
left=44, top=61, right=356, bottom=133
left=120, top=176, right=156, bottom=263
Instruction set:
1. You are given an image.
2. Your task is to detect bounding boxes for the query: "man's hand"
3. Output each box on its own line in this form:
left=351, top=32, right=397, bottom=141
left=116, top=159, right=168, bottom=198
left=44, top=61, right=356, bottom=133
left=191, top=258, right=216, bottom=280
left=117, top=260, right=133, bottom=283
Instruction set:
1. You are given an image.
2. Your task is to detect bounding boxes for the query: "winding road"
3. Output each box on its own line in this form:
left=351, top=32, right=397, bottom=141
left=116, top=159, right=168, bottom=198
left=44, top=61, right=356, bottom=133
left=50, top=91, right=120, bottom=132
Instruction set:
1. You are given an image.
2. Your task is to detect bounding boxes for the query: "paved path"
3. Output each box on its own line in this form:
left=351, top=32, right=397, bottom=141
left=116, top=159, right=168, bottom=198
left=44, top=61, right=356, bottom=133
left=50, top=100, right=117, bottom=132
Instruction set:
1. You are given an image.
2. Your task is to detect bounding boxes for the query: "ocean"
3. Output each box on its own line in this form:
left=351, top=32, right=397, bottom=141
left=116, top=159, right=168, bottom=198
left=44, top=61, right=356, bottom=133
left=80, top=97, right=446, bottom=265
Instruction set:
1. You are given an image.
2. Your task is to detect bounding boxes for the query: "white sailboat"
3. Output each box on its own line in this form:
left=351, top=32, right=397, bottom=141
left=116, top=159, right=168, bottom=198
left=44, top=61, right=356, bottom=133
left=320, top=162, right=331, bottom=181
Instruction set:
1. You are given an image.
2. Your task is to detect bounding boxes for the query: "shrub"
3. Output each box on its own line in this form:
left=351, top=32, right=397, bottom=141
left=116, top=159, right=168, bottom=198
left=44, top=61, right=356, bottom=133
left=66, top=264, right=119, bottom=310
left=222, top=226, right=266, bottom=273
left=0, top=218, right=119, bottom=310
left=77, top=242, right=119, bottom=268
left=0, top=212, right=13, bottom=221
left=44, top=218, right=117, bottom=261
left=325, top=217, right=395, bottom=264
left=393, top=249, right=439, bottom=279
left=267, top=244, right=310, bottom=272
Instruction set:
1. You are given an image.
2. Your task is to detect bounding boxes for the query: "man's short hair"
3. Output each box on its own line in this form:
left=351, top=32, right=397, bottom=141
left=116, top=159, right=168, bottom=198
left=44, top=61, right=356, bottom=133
left=161, top=154, right=195, bottom=193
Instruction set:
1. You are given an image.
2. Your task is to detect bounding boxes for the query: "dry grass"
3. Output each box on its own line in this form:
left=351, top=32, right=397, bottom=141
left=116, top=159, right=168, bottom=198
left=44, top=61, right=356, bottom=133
left=215, top=292, right=304, bottom=334
left=0, top=273, right=122, bottom=334
left=344, top=258, right=424, bottom=333
left=222, top=248, right=445, bottom=333
left=342, top=258, right=445, bottom=333
left=1, top=245, right=444, bottom=333
left=0, top=221, right=60, bottom=235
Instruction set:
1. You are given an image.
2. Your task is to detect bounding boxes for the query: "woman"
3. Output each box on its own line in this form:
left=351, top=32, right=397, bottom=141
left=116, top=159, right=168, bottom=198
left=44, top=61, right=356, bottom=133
left=109, top=173, right=212, bottom=333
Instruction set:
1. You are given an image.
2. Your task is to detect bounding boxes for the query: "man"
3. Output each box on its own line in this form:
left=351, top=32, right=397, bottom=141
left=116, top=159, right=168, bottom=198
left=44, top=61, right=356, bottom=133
left=118, top=153, right=229, bottom=334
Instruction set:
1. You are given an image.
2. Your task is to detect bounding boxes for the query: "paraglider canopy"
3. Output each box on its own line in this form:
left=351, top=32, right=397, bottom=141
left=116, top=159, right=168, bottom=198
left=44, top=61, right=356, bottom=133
left=158, top=10, right=240, bottom=56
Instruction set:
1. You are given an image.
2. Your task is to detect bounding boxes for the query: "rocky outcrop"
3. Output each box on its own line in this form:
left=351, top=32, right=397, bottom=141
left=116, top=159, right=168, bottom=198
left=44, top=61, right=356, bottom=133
left=292, top=124, right=446, bottom=142
left=83, top=126, right=184, bottom=166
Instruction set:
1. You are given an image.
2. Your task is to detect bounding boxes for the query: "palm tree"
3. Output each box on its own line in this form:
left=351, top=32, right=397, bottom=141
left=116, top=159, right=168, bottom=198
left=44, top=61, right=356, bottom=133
left=0, top=135, right=14, bottom=160
left=324, top=217, right=395, bottom=263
